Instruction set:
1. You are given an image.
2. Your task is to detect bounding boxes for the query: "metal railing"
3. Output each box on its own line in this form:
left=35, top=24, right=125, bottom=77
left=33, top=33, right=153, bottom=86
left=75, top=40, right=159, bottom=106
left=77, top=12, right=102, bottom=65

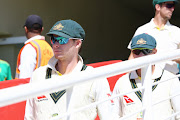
left=0, top=49, right=180, bottom=120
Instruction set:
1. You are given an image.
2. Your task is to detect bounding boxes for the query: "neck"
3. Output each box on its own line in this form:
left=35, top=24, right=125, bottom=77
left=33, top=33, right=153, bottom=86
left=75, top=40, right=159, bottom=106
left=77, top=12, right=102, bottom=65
left=136, top=65, right=155, bottom=77
left=26, top=33, right=41, bottom=39
left=154, top=15, right=168, bottom=29
left=56, top=56, right=79, bottom=75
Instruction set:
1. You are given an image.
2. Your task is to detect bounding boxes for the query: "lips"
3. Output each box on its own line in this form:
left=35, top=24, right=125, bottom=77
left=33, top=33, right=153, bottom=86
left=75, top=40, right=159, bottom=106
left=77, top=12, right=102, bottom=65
left=54, top=50, right=62, bottom=53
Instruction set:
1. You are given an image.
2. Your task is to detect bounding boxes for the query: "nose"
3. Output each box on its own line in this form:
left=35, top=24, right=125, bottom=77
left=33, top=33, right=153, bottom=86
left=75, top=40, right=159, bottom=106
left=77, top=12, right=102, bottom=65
left=53, top=41, right=61, bottom=48
left=170, top=6, right=175, bottom=11
left=137, top=52, right=145, bottom=57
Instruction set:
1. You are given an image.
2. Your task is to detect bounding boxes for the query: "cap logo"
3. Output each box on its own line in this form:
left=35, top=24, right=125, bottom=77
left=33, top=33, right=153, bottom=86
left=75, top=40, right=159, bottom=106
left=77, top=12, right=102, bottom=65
left=53, top=23, right=64, bottom=30
left=136, top=38, right=146, bottom=45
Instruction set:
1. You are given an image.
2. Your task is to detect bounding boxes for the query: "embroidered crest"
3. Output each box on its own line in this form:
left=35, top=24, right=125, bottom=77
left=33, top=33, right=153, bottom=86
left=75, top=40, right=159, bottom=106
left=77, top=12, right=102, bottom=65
left=136, top=38, right=146, bottom=45
left=53, top=23, right=64, bottom=30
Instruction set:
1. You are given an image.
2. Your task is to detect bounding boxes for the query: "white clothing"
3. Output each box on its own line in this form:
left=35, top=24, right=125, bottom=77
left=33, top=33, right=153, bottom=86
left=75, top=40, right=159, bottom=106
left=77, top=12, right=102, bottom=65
left=112, top=65, right=180, bottom=120
left=24, top=56, right=113, bottom=120
left=128, top=18, right=180, bottom=74
left=18, top=35, right=45, bottom=78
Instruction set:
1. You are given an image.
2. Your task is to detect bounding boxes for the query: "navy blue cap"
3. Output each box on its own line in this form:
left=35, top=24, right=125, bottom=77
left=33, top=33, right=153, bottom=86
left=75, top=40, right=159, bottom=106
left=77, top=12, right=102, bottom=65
left=24, top=15, right=43, bottom=28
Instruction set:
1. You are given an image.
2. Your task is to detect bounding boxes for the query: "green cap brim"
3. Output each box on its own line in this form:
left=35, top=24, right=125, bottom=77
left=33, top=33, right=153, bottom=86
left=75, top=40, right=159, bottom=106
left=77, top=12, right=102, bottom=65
left=47, top=31, right=71, bottom=38
left=153, top=0, right=179, bottom=7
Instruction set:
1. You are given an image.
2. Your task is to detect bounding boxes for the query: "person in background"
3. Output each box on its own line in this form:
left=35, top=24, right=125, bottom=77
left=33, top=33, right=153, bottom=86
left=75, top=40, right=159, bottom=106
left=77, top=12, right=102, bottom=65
left=15, top=15, right=53, bottom=79
left=128, top=0, right=180, bottom=74
left=113, top=33, right=180, bottom=120
left=24, top=19, right=113, bottom=120
left=0, top=59, right=12, bottom=81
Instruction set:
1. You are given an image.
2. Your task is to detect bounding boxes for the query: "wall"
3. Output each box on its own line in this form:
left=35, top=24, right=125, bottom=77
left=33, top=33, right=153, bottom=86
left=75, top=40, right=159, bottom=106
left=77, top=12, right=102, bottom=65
left=0, top=0, right=179, bottom=78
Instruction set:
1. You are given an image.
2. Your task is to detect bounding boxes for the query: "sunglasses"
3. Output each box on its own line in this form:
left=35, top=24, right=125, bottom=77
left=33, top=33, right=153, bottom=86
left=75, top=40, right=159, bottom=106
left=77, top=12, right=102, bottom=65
left=132, top=49, right=153, bottom=55
left=51, top=36, right=69, bottom=45
left=163, top=3, right=175, bottom=9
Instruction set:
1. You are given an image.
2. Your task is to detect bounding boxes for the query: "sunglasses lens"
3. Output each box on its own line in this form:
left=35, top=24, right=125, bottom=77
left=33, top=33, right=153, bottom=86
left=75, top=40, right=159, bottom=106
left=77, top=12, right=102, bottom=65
left=51, top=36, right=69, bottom=44
left=58, top=37, right=69, bottom=44
left=133, top=50, right=141, bottom=55
left=142, top=49, right=153, bottom=55
left=133, top=49, right=153, bottom=55
left=166, top=3, right=175, bottom=8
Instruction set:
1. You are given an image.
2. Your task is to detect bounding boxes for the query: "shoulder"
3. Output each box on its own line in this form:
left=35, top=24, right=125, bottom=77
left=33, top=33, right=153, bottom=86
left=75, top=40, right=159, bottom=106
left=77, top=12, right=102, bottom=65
left=136, top=22, right=151, bottom=31
left=163, top=68, right=176, bottom=77
left=33, top=65, right=48, bottom=73
left=114, top=73, right=129, bottom=88
left=86, top=65, right=94, bottom=70
left=20, top=44, right=36, bottom=57
left=113, top=73, right=129, bottom=94
left=169, top=24, right=180, bottom=32
left=161, top=69, right=179, bottom=83
left=85, top=65, right=110, bottom=87
left=116, top=73, right=129, bottom=84
left=0, top=60, right=10, bottom=66
left=31, top=39, right=51, bottom=46
left=134, top=21, right=152, bottom=37
left=22, top=43, right=36, bottom=51
left=31, top=65, right=49, bottom=81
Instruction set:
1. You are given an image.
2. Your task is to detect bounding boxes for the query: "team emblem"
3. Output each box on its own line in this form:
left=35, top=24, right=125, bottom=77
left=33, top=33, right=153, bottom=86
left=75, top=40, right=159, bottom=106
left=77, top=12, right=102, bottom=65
left=53, top=23, right=64, bottom=30
left=136, top=38, right=146, bottom=45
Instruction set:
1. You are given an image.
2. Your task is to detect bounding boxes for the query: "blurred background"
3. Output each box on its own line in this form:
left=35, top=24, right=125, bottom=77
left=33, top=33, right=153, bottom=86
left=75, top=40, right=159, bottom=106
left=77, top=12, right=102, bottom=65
left=0, top=0, right=180, bottom=78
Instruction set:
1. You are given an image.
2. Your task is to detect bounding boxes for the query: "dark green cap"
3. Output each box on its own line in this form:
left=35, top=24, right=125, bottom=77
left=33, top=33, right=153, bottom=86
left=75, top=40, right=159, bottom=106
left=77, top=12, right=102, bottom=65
left=47, top=19, right=85, bottom=40
left=131, top=33, right=156, bottom=50
left=153, top=0, right=179, bottom=7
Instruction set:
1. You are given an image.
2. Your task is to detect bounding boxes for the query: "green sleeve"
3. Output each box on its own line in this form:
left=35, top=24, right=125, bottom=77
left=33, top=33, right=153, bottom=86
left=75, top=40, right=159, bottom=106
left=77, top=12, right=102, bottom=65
left=6, top=64, right=12, bottom=80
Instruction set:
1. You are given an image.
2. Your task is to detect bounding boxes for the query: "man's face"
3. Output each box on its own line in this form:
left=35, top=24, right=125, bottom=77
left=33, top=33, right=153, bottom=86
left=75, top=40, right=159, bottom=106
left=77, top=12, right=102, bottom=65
left=159, top=1, right=175, bottom=20
left=51, top=35, right=81, bottom=61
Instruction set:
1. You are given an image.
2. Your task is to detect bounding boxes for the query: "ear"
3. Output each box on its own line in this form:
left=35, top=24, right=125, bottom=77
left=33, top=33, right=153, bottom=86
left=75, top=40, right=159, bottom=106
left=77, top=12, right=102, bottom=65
left=152, top=48, right=157, bottom=54
left=75, top=39, right=82, bottom=49
left=41, top=27, right=44, bottom=32
left=155, top=4, right=161, bottom=11
left=24, top=26, right=28, bottom=33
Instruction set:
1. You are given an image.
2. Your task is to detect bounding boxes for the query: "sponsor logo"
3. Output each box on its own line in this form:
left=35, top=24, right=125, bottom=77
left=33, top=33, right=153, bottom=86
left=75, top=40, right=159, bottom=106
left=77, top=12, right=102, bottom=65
left=107, top=93, right=114, bottom=103
left=36, top=95, right=48, bottom=102
left=123, top=95, right=134, bottom=104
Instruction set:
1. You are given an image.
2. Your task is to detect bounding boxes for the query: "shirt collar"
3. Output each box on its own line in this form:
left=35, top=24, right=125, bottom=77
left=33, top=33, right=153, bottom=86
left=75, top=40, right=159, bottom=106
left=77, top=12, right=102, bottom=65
left=150, top=18, right=171, bottom=30
left=130, top=64, right=163, bottom=80
left=25, top=35, right=45, bottom=44
left=47, top=55, right=84, bottom=74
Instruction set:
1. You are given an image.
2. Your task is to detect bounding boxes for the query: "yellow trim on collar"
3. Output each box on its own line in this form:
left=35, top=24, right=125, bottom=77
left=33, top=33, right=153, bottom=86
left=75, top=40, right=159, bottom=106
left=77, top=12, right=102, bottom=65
left=156, top=26, right=165, bottom=31
left=56, top=71, right=62, bottom=76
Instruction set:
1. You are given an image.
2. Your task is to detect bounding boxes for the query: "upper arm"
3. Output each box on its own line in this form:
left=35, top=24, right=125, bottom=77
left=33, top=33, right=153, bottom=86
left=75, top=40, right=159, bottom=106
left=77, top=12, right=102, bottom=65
left=24, top=98, right=34, bottom=120
left=19, top=44, right=36, bottom=78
